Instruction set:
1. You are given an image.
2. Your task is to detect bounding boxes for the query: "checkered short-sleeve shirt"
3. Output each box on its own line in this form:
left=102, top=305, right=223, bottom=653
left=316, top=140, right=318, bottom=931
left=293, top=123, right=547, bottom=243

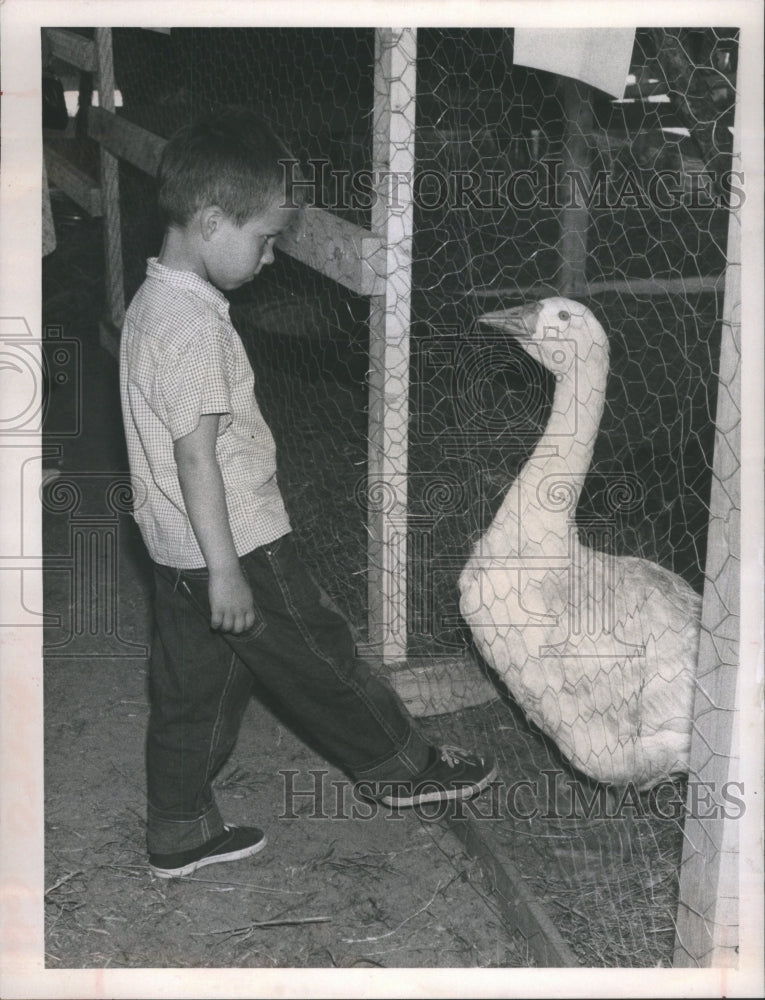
left=120, top=258, right=291, bottom=568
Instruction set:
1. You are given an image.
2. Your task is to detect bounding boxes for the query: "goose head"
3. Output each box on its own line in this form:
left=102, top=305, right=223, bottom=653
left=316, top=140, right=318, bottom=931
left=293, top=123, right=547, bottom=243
left=477, top=297, right=609, bottom=382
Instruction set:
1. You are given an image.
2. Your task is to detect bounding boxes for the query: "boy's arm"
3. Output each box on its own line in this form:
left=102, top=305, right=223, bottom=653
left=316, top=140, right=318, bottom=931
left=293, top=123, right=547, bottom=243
left=173, top=414, right=256, bottom=634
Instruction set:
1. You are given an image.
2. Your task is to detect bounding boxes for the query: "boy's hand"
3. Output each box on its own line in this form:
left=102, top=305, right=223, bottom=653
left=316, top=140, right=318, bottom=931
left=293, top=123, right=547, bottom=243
left=208, top=565, right=257, bottom=634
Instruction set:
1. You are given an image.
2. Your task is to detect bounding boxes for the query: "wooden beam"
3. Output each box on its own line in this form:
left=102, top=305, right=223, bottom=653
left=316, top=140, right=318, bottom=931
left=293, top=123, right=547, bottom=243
left=94, top=29, right=125, bottom=330
left=87, top=105, right=165, bottom=178
left=43, top=28, right=96, bottom=72
left=473, top=274, right=725, bottom=301
left=447, top=816, right=580, bottom=967
left=387, top=654, right=498, bottom=717
left=558, top=78, right=593, bottom=296
left=673, top=92, right=741, bottom=970
left=86, top=109, right=384, bottom=297
left=277, top=209, right=385, bottom=297
left=98, top=318, right=121, bottom=360
left=363, top=28, right=417, bottom=664
left=43, top=145, right=102, bottom=217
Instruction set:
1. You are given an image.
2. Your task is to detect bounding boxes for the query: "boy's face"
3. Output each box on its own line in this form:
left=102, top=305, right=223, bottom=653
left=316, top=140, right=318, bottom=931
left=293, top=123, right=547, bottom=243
left=202, top=200, right=296, bottom=291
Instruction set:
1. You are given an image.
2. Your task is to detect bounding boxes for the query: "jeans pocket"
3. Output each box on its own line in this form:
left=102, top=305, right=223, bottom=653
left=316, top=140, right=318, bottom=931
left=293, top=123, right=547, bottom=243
left=179, top=569, right=267, bottom=641
left=231, top=617, right=267, bottom=642
left=263, top=534, right=352, bottom=632
left=182, top=566, right=210, bottom=579
left=261, top=533, right=288, bottom=558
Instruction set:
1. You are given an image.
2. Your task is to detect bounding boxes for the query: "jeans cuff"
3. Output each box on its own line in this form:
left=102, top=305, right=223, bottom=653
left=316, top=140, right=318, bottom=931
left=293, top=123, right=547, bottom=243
left=351, top=726, right=433, bottom=783
left=146, top=800, right=225, bottom=855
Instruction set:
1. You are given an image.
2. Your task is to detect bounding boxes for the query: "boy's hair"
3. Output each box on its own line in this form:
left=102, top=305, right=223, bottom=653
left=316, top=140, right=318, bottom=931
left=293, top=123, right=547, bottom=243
left=157, top=106, right=297, bottom=228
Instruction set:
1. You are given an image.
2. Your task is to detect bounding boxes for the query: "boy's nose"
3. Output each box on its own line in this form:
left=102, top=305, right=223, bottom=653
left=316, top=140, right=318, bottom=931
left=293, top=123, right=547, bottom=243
left=261, top=244, right=275, bottom=267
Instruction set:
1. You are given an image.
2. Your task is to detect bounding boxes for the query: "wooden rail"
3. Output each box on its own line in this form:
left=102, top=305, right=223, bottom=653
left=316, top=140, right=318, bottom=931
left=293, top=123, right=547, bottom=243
left=279, top=209, right=385, bottom=297
left=44, top=28, right=96, bottom=72
left=87, top=105, right=165, bottom=177
left=43, top=146, right=102, bottom=217
left=363, top=28, right=417, bottom=664
left=86, top=106, right=385, bottom=297
left=447, top=816, right=580, bottom=966
left=94, top=29, right=125, bottom=331
left=673, top=93, right=741, bottom=969
left=473, top=274, right=725, bottom=301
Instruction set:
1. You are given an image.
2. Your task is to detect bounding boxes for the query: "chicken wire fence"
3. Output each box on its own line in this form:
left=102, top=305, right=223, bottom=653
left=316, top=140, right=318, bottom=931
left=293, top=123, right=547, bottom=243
left=50, top=25, right=740, bottom=967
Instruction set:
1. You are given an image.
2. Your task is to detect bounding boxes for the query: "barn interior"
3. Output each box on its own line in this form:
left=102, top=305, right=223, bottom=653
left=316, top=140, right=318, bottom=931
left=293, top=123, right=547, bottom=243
left=39, top=26, right=742, bottom=970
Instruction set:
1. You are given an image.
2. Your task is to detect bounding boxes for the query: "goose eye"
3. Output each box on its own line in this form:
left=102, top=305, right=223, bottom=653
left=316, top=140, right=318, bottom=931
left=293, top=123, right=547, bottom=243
left=558, top=310, right=570, bottom=321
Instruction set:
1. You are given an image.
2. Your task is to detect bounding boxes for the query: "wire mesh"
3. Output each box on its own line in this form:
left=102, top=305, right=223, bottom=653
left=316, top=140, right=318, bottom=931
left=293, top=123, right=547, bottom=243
left=406, top=27, right=739, bottom=966
left=83, top=25, right=740, bottom=966
left=106, top=28, right=374, bottom=627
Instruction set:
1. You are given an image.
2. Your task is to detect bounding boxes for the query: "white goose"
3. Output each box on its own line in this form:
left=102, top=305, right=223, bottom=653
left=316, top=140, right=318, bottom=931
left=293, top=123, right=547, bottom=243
left=458, top=297, right=701, bottom=789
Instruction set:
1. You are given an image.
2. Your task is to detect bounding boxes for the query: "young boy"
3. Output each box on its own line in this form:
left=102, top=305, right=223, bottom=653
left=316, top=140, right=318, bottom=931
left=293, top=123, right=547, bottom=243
left=120, top=107, right=496, bottom=879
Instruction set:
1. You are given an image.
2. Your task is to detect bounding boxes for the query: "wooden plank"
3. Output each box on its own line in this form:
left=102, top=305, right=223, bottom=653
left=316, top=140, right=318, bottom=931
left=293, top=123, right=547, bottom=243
left=673, top=93, right=741, bottom=970
left=94, top=29, right=125, bottom=330
left=363, top=28, right=417, bottom=664
left=43, top=121, right=77, bottom=141
left=86, top=109, right=384, bottom=297
left=387, top=654, right=499, bottom=717
left=473, top=274, right=724, bottom=301
left=98, top=318, right=120, bottom=360
left=277, top=209, right=385, bottom=297
left=558, top=78, right=593, bottom=296
left=43, top=145, right=102, bottom=217
left=447, top=815, right=580, bottom=967
left=44, top=28, right=96, bottom=72
left=87, top=105, right=165, bottom=178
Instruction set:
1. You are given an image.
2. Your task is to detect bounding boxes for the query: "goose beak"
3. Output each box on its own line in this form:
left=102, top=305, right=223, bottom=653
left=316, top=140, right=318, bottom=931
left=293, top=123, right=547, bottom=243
left=477, top=301, right=542, bottom=341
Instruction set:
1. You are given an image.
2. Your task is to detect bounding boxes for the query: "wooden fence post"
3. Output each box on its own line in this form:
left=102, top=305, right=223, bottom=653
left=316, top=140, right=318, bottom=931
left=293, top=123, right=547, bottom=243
left=558, top=77, right=592, bottom=297
left=365, top=28, right=417, bottom=664
left=673, top=92, right=741, bottom=969
left=93, top=28, right=125, bottom=350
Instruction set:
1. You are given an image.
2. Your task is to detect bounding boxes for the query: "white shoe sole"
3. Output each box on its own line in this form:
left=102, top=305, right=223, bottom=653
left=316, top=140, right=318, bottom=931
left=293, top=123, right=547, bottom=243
left=380, top=762, right=498, bottom=808
left=150, top=833, right=267, bottom=878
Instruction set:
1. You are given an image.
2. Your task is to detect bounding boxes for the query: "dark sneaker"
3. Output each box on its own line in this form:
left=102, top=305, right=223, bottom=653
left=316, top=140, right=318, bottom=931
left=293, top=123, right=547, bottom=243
left=149, top=825, right=266, bottom=878
left=375, top=745, right=498, bottom=808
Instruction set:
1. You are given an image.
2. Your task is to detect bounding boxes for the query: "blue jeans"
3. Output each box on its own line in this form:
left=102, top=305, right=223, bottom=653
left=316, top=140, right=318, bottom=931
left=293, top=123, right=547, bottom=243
left=146, top=532, right=432, bottom=853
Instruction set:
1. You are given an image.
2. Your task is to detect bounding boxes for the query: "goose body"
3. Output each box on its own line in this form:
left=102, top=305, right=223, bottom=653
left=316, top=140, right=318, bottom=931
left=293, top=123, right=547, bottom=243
left=458, top=298, right=701, bottom=789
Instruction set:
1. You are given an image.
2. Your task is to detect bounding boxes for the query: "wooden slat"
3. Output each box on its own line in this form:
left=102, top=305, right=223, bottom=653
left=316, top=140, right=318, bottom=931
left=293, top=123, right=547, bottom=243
left=98, top=318, right=121, bottom=360
left=44, top=28, right=96, bottom=72
left=559, top=78, right=593, bottom=296
left=87, top=105, right=165, bottom=178
left=43, top=146, right=102, bottom=217
left=447, top=816, right=580, bottom=967
left=673, top=92, right=741, bottom=970
left=387, top=654, right=498, bottom=717
left=277, top=209, right=385, bottom=297
left=86, top=108, right=384, bottom=297
left=473, top=274, right=724, bottom=301
left=94, top=29, right=125, bottom=329
left=363, top=28, right=417, bottom=664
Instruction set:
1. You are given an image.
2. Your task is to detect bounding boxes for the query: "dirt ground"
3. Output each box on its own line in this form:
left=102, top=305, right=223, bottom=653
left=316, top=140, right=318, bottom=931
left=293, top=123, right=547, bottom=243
left=41, top=200, right=530, bottom=971
left=44, top=657, right=528, bottom=970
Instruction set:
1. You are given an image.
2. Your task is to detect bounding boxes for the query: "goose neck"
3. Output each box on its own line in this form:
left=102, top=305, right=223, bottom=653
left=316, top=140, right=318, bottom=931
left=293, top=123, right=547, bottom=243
left=491, top=364, right=607, bottom=547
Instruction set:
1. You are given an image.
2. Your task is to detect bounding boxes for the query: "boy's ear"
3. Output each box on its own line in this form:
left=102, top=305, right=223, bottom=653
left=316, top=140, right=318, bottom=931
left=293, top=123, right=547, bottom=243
left=199, top=206, right=224, bottom=241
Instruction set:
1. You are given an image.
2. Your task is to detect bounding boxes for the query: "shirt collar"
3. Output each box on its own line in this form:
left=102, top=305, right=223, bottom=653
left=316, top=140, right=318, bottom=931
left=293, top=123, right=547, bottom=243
left=145, top=257, right=230, bottom=319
